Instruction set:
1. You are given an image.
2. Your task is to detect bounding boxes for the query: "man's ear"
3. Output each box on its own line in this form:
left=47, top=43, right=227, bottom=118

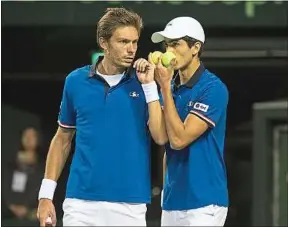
left=99, top=37, right=108, bottom=51
left=191, top=42, right=201, bottom=56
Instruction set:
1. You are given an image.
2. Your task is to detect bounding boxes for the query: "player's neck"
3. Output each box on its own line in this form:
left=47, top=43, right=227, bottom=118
left=179, top=58, right=201, bottom=85
left=99, top=57, right=126, bottom=76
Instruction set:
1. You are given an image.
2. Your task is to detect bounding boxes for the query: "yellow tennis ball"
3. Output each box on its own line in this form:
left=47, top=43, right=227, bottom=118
left=161, top=51, right=176, bottom=67
left=151, top=51, right=163, bottom=65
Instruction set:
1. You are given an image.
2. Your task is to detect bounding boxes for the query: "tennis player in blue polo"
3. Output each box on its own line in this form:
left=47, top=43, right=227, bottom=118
left=150, top=17, right=229, bottom=226
left=36, top=8, right=167, bottom=226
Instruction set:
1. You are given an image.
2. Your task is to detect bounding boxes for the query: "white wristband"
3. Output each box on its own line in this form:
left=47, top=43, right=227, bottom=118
left=141, top=81, right=159, bottom=103
left=38, top=179, right=57, bottom=201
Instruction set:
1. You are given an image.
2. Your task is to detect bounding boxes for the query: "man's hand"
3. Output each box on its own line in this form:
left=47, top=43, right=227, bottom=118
left=37, top=199, right=57, bottom=227
left=148, top=53, right=175, bottom=89
left=133, top=58, right=156, bottom=84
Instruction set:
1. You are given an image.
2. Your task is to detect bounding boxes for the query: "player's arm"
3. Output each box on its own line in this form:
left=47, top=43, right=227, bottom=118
left=147, top=100, right=168, bottom=145
left=44, top=127, right=75, bottom=182
left=37, top=75, right=76, bottom=227
left=40, top=75, right=76, bottom=193
left=161, top=83, right=228, bottom=150
left=37, top=127, right=74, bottom=226
left=134, top=57, right=168, bottom=145
left=146, top=53, right=168, bottom=145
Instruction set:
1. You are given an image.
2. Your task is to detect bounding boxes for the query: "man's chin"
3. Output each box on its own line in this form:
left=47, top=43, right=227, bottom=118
left=173, top=65, right=181, bottom=70
left=122, top=61, right=133, bottom=68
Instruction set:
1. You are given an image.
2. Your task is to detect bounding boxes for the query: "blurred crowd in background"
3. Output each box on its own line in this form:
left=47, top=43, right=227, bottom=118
left=2, top=1, right=287, bottom=226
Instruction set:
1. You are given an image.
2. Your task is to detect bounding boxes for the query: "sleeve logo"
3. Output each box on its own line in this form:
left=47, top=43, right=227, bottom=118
left=193, top=102, right=209, bottom=112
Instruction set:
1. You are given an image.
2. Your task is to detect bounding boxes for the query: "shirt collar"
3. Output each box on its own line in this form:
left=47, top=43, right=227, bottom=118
left=174, top=62, right=205, bottom=90
left=89, top=56, right=133, bottom=79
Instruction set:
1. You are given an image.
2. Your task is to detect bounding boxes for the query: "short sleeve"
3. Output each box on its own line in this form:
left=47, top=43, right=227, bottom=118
left=57, top=77, right=76, bottom=128
left=189, top=83, right=228, bottom=128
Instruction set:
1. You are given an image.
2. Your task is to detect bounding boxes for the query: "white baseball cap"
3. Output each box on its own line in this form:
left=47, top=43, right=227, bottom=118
left=151, top=17, right=205, bottom=43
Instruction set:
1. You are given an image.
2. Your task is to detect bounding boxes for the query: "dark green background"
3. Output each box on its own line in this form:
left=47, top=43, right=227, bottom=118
left=2, top=1, right=287, bottom=27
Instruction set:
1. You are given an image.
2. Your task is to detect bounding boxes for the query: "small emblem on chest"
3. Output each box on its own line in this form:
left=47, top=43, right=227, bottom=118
left=129, top=91, right=139, bottom=98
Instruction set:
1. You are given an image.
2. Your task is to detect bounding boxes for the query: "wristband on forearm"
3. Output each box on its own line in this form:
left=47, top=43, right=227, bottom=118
left=141, top=81, right=159, bottom=103
left=38, top=179, right=57, bottom=200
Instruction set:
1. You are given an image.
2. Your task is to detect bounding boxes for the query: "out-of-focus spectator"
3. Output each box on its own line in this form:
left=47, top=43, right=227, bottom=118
left=3, top=127, right=45, bottom=222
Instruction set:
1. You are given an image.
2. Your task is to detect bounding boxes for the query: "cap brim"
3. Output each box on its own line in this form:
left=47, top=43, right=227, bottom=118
left=151, top=31, right=182, bottom=43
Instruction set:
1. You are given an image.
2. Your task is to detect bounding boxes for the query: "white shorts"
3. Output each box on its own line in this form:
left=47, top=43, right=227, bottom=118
left=161, top=205, right=228, bottom=226
left=62, top=198, right=147, bottom=226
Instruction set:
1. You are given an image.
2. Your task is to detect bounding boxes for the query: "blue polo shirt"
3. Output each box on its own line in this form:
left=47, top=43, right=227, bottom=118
left=58, top=59, right=151, bottom=204
left=162, top=63, right=229, bottom=210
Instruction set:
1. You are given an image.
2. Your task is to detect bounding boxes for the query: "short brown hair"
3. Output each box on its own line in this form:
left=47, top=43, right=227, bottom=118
left=181, top=36, right=203, bottom=57
left=96, top=7, right=143, bottom=48
left=162, top=36, right=203, bottom=57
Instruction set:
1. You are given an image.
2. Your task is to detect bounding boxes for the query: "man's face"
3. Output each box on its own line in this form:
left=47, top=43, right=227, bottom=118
left=101, top=26, right=139, bottom=68
left=163, top=38, right=198, bottom=70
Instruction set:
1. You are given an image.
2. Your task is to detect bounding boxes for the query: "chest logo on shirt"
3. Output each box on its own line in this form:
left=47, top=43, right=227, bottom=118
left=129, top=91, right=140, bottom=98
left=193, top=102, right=209, bottom=112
